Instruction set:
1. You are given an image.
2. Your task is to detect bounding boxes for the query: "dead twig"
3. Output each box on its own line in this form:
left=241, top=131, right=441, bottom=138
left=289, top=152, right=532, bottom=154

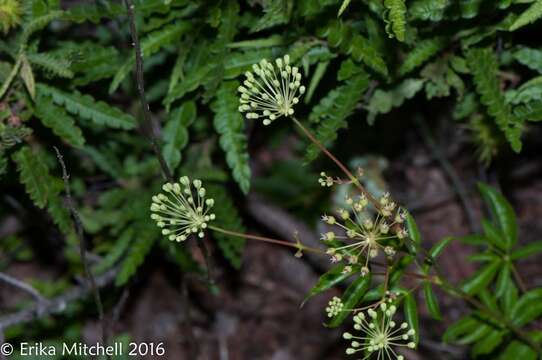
left=0, top=271, right=47, bottom=305
left=54, top=147, right=109, bottom=352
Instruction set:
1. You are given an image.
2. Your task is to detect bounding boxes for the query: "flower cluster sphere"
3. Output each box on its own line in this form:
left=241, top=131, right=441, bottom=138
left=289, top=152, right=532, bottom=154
left=150, top=176, right=215, bottom=241
left=238, top=55, right=305, bottom=125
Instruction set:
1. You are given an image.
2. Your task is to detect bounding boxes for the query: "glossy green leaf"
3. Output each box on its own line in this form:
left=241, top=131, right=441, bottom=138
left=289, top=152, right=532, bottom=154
left=461, top=260, right=500, bottom=295
left=511, top=240, right=542, bottom=260
left=304, top=264, right=356, bottom=304
left=495, top=263, right=512, bottom=298
left=499, top=332, right=542, bottom=360
left=443, top=316, right=478, bottom=343
left=478, top=181, right=518, bottom=249
left=429, top=236, right=453, bottom=259
left=423, top=282, right=442, bottom=320
left=404, top=292, right=420, bottom=343
left=481, top=218, right=506, bottom=250
left=327, top=274, right=371, bottom=327
left=472, top=329, right=506, bottom=356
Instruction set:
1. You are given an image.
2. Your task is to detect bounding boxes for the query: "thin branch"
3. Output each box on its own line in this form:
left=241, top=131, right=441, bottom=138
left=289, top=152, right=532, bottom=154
left=123, top=0, right=173, bottom=182
left=54, top=147, right=109, bottom=350
left=414, top=116, right=478, bottom=233
left=0, top=268, right=117, bottom=330
left=0, top=272, right=47, bottom=305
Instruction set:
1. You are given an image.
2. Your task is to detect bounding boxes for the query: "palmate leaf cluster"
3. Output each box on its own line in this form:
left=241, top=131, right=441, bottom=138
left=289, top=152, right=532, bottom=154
left=1, top=0, right=542, bottom=354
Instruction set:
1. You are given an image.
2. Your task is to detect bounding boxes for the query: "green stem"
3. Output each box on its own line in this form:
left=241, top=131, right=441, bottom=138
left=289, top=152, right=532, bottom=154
left=209, top=225, right=324, bottom=254
left=291, top=117, right=381, bottom=210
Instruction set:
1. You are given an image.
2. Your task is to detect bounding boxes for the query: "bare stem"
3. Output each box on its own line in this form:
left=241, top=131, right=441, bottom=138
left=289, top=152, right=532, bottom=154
left=0, top=272, right=46, bottom=304
left=54, top=147, right=109, bottom=351
left=123, top=0, right=173, bottom=182
left=209, top=225, right=324, bottom=254
left=291, top=117, right=381, bottom=210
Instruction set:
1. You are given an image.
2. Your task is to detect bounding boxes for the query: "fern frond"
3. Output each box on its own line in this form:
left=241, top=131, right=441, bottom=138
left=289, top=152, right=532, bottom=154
left=306, top=73, right=370, bottom=161
left=366, top=78, right=425, bottom=124
left=466, top=48, right=523, bottom=152
left=20, top=11, right=63, bottom=45
left=513, top=47, right=542, bottom=74
left=37, top=83, right=135, bottom=129
left=384, top=0, right=407, bottom=42
left=27, top=52, right=73, bottom=78
left=211, top=81, right=251, bottom=194
left=109, top=21, right=191, bottom=94
left=510, top=0, right=542, bottom=31
left=322, top=21, right=388, bottom=77
left=12, top=146, right=55, bottom=208
left=251, top=0, right=293, bottom=32
left=207, top=184, right=246, bottom=269
left=398, top=37, right=446, bottom=76
left=115, top=223, right=157, bottom=286
left=162, top=101, right=196, bottom=172
left=94, top=228, right=134, bottom=274
left=514, top=100, right=542, bottom=121
left=409, top=0, right=449, bottom=21
left=34, top=94, right=85, bottom=147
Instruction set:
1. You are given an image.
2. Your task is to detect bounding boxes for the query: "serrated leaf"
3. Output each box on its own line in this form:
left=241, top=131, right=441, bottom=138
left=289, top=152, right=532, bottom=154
left=250, top=0, right=293, bottom=33
left=306, top=73, right=370, bottom=161
left=366, top=78, right=425, bottom=124
left=327, top=274, right=372, bottom=327
left=478, top=182, right=518, bottom=249
left=461, top=260, right=500, bottom=295
left=409, top=0, right=449, bottom=21
left=509, top=0, right=542, bottom=31
left=27, top=52, right=73, bottom=78
left=109, top=21, right=192, bottom=93
left=12, top=146, right=54, bottom=209
left=94, top=228, right=134, bottom=274
left=211, top=81, right=251, bottom=194
left=513, top=47, right=542, bottom=74
left=34, top=94, right=85, bottom=147
left=423, top=282, right=442, bottom=320
left=398, top=37, right=446, bottom=76
left=115, top=224, right=158, bottom=286
left=37, top=83, right=135, bottom=129
left=467, top=48, right=523, bottom=152
left=384, top=0, right=407, bottom=42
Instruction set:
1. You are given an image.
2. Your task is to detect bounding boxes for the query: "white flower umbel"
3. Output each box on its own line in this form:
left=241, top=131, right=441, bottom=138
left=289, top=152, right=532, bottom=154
left=321, top=193, right=408, bottom=274
left=326, top=296, right=344, bottom=318
left=150, top=176, right=216, bottom=242
left=343, top=303, right=416, bottom=360
left=238, top=55, right=306, bottom=125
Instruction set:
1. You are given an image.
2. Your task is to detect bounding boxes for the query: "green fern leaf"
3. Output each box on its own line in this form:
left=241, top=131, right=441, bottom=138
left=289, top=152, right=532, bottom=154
left=211, top=81, right=251, bottom=194
left=466, top=48, right=523, bottom=152
left=65, top=1, right=124, bottom=24
left=21, top=11, right=63, bottom=45
left=306, top=73, right=370, bottom=161
left=409, top=0, right=449, bottom=21
left=251, top=0, right=293, bottom=33
left=94, top=228, right=134, bottom=274
left=510, top=0, right=542, bottom=31
left=12, top=146, right=55, bottom=208
left=384, top=0, right=407, bottom=42
left=37, top=84, right=135, bottom=129
left=162, top=101, right=196, bottom=172
left=207, top=184, right=246, bottom=269
left=115, top=223, right=158, bottom=286
left=398, top=37, right=446, bottom=76
left=322, top=21, right=389, bottom=77
left=366, top=78, right=425, bottom=124
left=513, top=47, right=542, bottom=74
left=34, top=94, right=85, bottom=147
left=27, top=52, right=73, bottom=78
left=514, top=100, right=542, bottom=121
left=110, top=22, right=191, bottom=94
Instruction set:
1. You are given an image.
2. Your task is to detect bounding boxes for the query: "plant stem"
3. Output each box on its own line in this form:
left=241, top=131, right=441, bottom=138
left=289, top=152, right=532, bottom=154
left=510, top=263, right=528, bottom=294
left=291, top=117, right=380, bottom=209
left=209, top=225, right=324, bottom=254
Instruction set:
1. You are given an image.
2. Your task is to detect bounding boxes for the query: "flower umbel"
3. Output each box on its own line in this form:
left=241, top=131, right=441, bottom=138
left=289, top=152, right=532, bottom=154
left=343, top=302, right=416, bottom=360
left=321, top=192, right=408, bottom=274
left=238, top=54, right=305, bottom=125
left=326, top=296, right=344, bottom=318
left=150, top=176, right=215, bottom=242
